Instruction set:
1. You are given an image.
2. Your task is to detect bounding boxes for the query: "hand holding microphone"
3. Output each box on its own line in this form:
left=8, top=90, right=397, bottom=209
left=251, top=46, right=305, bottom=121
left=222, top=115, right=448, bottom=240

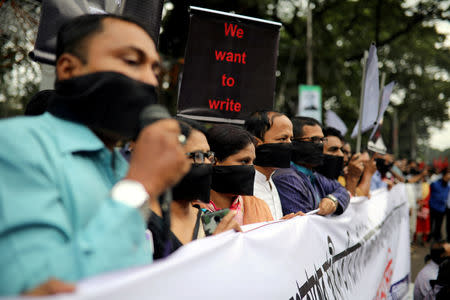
left=125, top=105, right=191, bottom=200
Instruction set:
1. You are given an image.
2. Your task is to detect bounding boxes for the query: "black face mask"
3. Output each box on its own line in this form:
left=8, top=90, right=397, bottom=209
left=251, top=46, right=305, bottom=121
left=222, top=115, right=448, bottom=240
left=254, top=143, right=292, bottom=168
left=291, top=140, right=325, bottom=167
left=48, top=72, right=158, bottom=140
left=376, top=158, right=393, bottom=175
left=211, top=165, right=255, bottom=196
left=172, top=164, right=212, bottom=203
left=315, top=155, right=344, bottom=180
left=409, top=168, right=421, bottom=176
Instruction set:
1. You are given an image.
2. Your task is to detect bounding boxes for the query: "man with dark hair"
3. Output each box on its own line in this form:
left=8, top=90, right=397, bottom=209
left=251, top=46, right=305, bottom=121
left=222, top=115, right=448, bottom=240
left=414, top=242, right=450, bottom=300
left=273, top=117, right=350, bottom=216
left=429, top=170, right=450, bottom=241
left=315, top=126, right=346, bottom=180
left=0, top=14, right=190, bottom=295
left=319, top=127, right=376, bottom=197
left=245, top=111, right=294, bottom=220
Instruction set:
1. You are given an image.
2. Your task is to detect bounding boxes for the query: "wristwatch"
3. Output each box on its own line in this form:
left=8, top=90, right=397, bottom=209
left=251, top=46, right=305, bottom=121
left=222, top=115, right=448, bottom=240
left=326, top=194, right=339, bottom=208
left=111, top=179, right=151, bottom=221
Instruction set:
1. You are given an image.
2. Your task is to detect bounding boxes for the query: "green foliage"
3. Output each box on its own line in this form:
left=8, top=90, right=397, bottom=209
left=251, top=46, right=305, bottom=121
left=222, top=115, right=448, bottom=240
left=159, top=0, right=449, bottom=159
left=0, top=0, right=41, bottom=118
left=1, top=0, right=448, bottom=160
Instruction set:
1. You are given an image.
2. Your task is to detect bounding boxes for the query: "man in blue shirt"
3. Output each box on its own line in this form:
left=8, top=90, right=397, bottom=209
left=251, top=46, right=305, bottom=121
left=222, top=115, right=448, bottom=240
left=429, top=170, right=450, bottom=241
left=273, top=117, right=350, bottom=216
left=0, top=14, right=190, bottom=295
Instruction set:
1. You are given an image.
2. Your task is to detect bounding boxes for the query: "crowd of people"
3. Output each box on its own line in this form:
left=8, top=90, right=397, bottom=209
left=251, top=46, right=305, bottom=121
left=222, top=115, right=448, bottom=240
left=0, top=13, right=449, bottom=299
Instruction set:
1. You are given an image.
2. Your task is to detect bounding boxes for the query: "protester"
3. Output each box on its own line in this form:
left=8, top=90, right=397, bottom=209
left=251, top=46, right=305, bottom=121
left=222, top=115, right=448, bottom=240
left=429, top=169, right=450, bottom=241
left=273, top=117, right=350, bottom=216
left=198, top=124, right=273, bottom=225
left=244, top=111, right=296, bottom=220
left=371, top=154, right=394, bottom=190
left=415, top=177, right=431, bottom=245
left=428, top=258, right=450, bottom=300
left=0, top=14, right=191, bottom=296
left=316, top=126, right=345, bottom=180
left=342, top=142, right=352, bottom=165
left=414, top=242, right=450, bottom=300
left=318, top=127, right=374, bottom=197
left=148, top=120, right=241, bottom=259
left=446, top=183, right=450, bottom=243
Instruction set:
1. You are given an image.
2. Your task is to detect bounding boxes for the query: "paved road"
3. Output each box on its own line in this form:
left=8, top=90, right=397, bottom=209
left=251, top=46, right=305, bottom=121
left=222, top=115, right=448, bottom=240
left=411, top=242, right=429, bottom=281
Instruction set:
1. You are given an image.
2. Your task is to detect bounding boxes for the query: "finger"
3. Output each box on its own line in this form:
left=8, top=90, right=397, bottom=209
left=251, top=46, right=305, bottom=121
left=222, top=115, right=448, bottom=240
left=294, top=211, right=305, bottom=216
left=23, top=279, right=75, bottom=296
left=351, top=153, right=361, bottom=161
left=281, top=213, right=295, bottom=220
left=231, top=221, right=242, bottom=232
left=47, top=279, right=76, bottom=295
left=214, top=210, right=237, bottom=233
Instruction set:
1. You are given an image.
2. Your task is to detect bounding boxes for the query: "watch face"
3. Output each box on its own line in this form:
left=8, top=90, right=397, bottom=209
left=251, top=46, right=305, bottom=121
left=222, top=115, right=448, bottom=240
left=111, top=180, right=149, bottom=208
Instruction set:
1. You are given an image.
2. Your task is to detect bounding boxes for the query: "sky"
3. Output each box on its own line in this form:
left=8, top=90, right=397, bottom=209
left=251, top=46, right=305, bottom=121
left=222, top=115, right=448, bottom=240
left=428, top=20, right=450, bottom=151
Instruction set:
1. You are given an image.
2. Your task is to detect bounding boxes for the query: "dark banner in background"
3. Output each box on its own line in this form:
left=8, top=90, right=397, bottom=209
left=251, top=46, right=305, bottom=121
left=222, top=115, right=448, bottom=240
left=177, top=7, right=281, bottom=124
left=30, top=0, right=164, bottom=65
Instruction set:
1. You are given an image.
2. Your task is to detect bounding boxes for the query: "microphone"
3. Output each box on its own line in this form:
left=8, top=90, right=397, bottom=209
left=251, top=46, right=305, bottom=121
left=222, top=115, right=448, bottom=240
left=139, top=104, right=186, bottom=144
left=139, top=104, right=171, bottom=127
left=138, top=104, right=183, bottom=257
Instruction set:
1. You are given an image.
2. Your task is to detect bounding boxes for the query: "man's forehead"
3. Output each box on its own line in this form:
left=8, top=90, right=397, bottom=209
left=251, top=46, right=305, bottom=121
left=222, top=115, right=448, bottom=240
left=92, top=18, right=157, bottom=55
left=326, top=136, right=343, bottom=146
left=302, top=124, right=323, bottom=137
left=270, top=114, right=292, bottom=129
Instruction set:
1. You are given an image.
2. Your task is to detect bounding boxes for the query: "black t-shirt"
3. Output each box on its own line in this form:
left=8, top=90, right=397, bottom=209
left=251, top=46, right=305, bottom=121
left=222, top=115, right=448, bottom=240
left=147, top=209, right=202, bottom=260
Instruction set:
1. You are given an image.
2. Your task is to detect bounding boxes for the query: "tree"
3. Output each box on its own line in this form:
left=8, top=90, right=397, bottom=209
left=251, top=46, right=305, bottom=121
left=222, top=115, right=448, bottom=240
left=159, top=0, right=449, bottom=159
left=1, top=0, right=448, bottom=160
left=0, top=0, right=41, bottom=117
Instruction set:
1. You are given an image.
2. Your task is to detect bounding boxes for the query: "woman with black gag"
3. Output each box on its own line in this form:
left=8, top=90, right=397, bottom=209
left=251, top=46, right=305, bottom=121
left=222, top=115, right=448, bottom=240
left=148, top=120, right=241, bottom=259
left=197, top=124, right=273, bottom=225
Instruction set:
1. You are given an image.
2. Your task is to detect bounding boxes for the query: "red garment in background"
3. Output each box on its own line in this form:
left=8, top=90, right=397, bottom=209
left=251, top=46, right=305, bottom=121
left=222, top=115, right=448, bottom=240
left=416, top=184, right=431, bottom=235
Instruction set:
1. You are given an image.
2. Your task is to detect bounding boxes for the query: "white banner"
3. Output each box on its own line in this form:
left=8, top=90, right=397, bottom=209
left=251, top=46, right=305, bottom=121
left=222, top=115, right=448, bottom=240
left=7, top=184, right=410, bottom=300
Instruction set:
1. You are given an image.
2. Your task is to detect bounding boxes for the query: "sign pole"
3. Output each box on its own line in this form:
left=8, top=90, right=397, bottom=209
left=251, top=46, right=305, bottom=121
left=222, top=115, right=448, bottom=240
left=356, top=51, right=369, bottom=154
left=376, top=72, right=386, bottom=122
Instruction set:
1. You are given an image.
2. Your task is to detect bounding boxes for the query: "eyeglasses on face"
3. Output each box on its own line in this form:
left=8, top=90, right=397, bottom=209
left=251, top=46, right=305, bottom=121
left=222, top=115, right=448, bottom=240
left=186, top=151, right=216, bottom=164
left=294, top=136, right=328, bottom=144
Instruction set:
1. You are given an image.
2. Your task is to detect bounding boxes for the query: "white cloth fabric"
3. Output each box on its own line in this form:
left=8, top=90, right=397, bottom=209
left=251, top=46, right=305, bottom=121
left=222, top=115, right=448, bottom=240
left=253, top=169, right=283, bottom=220
left=413, top=260, right=439, bottom=300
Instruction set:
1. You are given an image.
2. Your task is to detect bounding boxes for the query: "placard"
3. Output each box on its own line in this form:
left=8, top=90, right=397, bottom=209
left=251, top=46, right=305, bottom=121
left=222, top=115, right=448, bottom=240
left=177, top=7, right=281, bottom=124
left=297, top=85, right=322, bottom=122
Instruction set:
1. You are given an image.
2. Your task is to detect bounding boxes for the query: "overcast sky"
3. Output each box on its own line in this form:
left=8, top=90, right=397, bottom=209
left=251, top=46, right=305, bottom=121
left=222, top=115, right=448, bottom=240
left=429, top=20, right=450, bottom=151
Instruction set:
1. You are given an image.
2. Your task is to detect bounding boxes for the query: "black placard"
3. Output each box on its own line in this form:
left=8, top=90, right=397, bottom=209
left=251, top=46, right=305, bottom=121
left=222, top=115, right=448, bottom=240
left=177, top=7, right=281, bottom=124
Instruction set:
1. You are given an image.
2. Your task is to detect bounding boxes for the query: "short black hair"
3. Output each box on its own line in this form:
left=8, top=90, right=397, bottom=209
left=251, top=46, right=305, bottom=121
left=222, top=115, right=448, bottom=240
left=244, top=110, right=284, bottom=141
left=291, top=116, right=322, bottom=138
left=56, top=14, right=152, bottom=63
left=175, top=117, right=207, bottom=135
left=207, top=124, right=256, bottom=162
left=322, top=126, right=344, bottom=142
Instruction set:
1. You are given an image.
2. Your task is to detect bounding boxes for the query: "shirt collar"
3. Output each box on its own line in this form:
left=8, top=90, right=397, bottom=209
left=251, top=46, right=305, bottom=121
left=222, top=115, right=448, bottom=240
left=255, top=169, right=270, bottom=183
left=46, top=112, right=105, bottom=153
left=291, top=162, right=314, bottom=177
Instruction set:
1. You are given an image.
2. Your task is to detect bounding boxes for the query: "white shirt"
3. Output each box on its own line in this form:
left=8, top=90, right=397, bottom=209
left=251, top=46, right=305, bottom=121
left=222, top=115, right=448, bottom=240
left=413, top=260, right=439, bottom=300
left=253, top=169, right=283, bottom=220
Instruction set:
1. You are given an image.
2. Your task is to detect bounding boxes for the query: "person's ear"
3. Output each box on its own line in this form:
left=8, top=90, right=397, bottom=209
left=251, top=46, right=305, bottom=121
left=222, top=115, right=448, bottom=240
left=56, top=53, right=86, bottom=81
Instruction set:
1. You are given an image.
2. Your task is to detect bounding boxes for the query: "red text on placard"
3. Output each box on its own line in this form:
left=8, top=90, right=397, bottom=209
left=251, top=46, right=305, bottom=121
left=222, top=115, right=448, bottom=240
left=224, top=23, right=244, bottom=38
